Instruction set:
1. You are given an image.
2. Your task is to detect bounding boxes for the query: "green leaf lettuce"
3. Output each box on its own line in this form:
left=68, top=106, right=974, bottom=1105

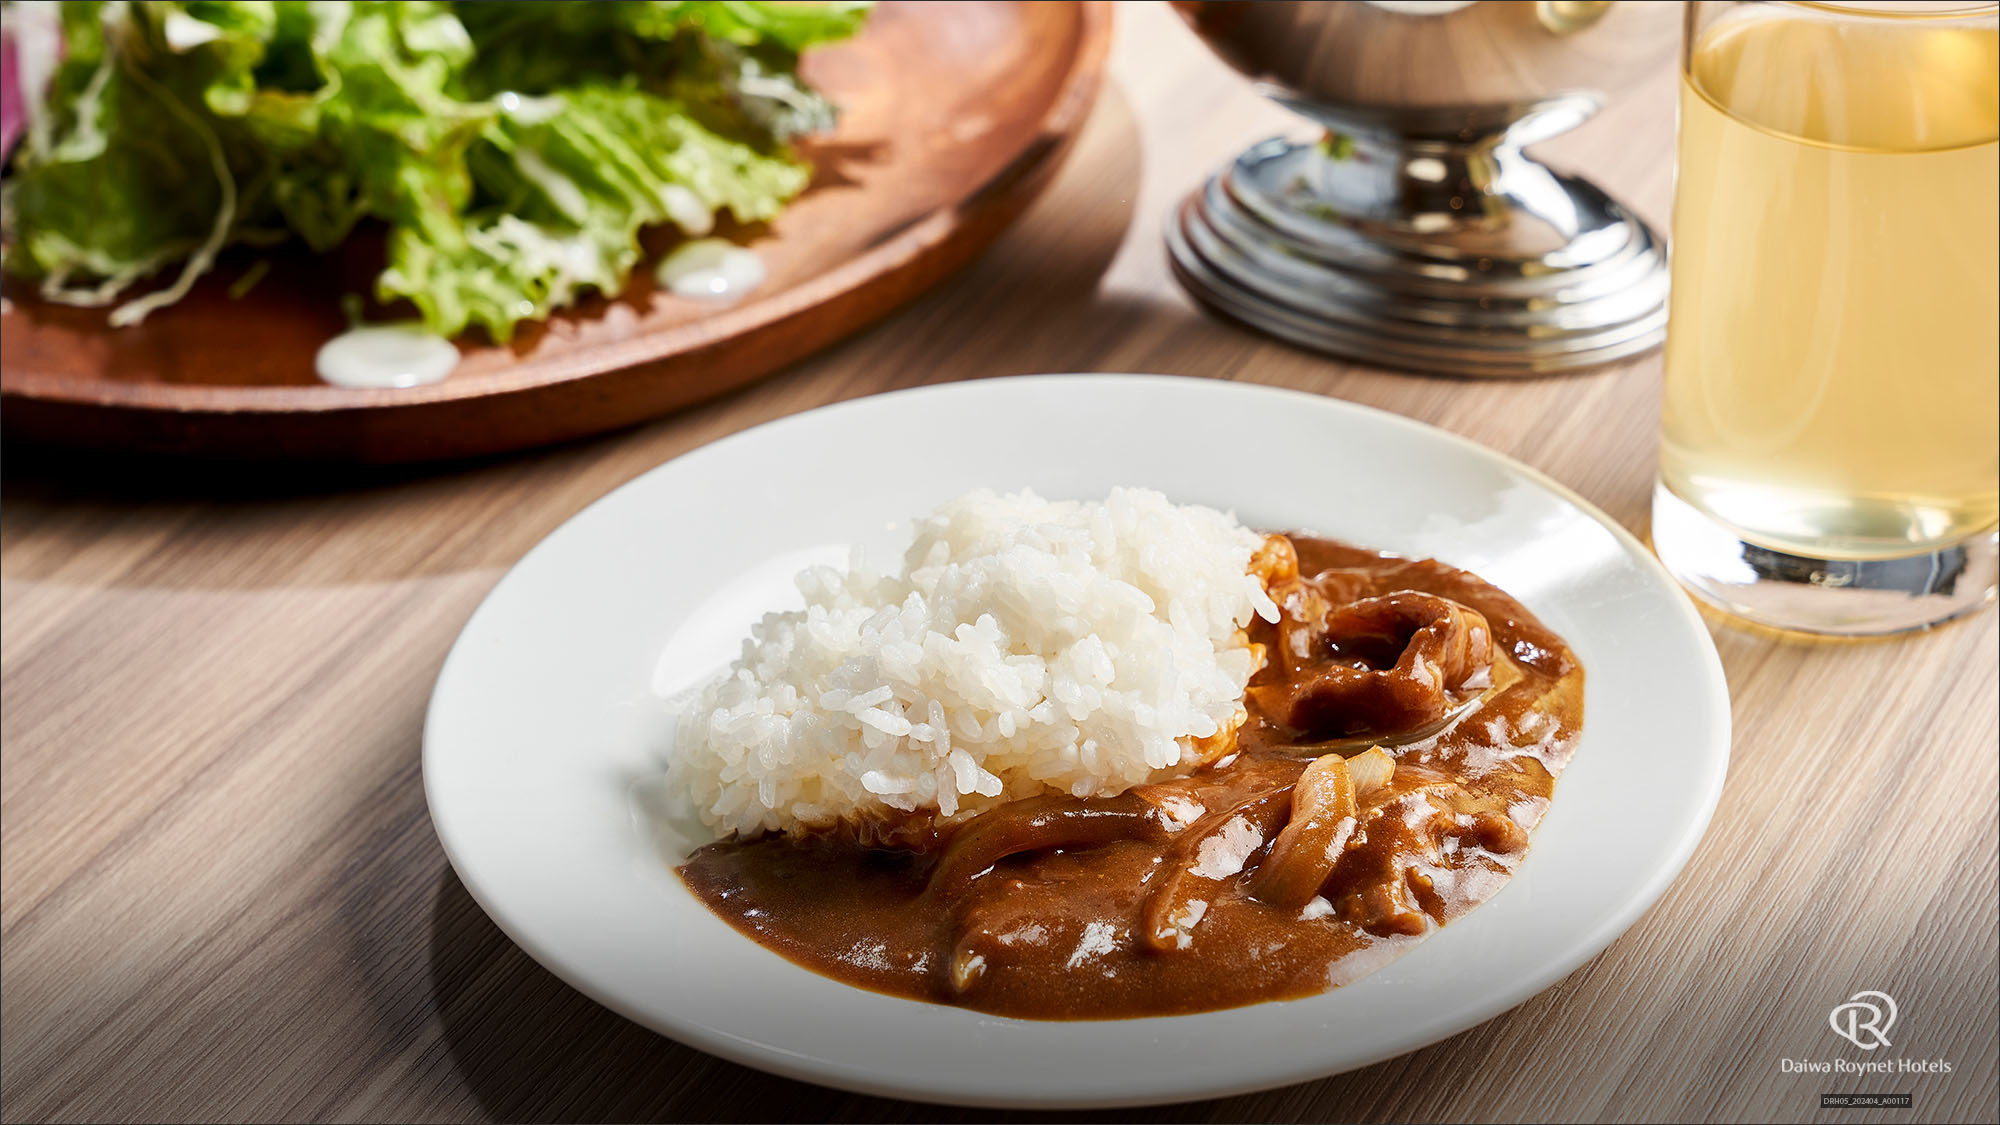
left=1, top=0, right=865, bottom=340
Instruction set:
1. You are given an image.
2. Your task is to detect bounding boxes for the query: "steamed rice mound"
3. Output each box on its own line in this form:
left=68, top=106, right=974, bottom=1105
left=670, top=487, right=1281, bottom=841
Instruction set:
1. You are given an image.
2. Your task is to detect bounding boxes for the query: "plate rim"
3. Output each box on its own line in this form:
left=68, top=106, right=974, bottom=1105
left=422, top=372, right=1732, bottom=1108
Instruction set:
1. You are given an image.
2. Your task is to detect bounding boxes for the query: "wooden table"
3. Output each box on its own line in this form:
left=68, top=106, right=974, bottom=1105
left=4, top=5, right=1994, bottom=1122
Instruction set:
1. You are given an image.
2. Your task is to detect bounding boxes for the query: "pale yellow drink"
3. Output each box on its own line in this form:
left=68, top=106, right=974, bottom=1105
left=1661, top=8, right=2000, bottom=560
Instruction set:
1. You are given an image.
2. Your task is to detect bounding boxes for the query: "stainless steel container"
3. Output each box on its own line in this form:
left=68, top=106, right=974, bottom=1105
left=1168, top=0, right=1678, bottom=376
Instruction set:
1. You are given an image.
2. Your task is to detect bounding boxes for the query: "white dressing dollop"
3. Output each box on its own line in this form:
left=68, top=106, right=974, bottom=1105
left=314, top=324, right=460, bottom=389
left=655, top=239, right=766, bottom=302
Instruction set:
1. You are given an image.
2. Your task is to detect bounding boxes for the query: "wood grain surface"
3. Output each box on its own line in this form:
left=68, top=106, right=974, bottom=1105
left=3, top=4, right=1995, bottom=1123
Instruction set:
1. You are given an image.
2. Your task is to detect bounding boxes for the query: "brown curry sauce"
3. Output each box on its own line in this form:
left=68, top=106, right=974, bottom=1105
left=677, top=536, right=1583, bottom=1019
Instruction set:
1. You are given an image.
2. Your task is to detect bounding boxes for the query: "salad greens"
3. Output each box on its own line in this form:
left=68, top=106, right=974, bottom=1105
left=0, top=0, right=868, bottom=340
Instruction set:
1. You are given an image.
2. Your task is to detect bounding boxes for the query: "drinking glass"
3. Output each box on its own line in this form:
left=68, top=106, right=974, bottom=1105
left=1654, top=0, right=1999, bottom=634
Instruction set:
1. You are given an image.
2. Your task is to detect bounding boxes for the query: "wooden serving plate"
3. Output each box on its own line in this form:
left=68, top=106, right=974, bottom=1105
left=0, top=1, right=1111, bottom=462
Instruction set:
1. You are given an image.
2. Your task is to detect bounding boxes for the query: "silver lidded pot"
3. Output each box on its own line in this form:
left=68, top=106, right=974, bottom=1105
left=1167, top=0, right=1679, bottom=376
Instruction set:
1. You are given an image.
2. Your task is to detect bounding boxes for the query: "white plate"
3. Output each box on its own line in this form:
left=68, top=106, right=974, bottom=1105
left=424, top=374, right=1730, bottom=1109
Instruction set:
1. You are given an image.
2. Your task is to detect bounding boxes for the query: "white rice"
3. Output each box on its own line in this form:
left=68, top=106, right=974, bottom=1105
left=668, top=487, right=1280, bottom=840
